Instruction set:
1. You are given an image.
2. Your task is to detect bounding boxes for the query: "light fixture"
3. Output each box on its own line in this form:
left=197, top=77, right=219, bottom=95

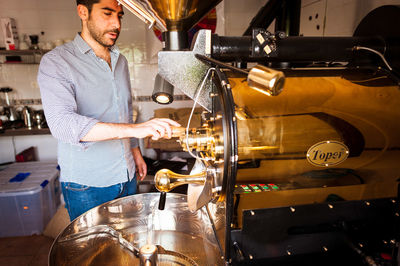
left=152, top=74, right=174, bottom=104
left=247, top=65, right=285, bottom=96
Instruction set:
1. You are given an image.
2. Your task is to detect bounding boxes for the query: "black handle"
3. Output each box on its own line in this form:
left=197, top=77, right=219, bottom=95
left=158, top=192, right=166, bottom=210
left=0, top=87, right=12, bottom=93
left=233, top=241, right=246, bottom=262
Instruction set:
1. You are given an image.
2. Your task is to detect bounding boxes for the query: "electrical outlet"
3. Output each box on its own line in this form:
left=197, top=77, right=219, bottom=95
left=300, top=0, right=327, bottom=36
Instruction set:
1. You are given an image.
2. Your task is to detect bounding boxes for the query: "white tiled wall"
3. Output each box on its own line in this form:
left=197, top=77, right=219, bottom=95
left=300, top=0, right=400, bottom=36
left=0, top=0, right=201, bottom=163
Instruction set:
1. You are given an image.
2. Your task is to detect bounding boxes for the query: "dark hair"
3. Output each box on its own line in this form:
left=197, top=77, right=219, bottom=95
left=76, top=0, right=100, bottom=13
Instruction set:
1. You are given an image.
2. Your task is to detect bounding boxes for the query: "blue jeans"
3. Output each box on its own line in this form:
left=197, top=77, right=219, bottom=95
left=61, top=176, right=137, bottom=221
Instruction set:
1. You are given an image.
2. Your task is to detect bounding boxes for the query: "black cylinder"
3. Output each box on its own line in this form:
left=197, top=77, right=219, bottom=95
left=162, top=31, right=189, bottom=51
left=273, top=36, right=386, bottom=62
left=211, top=35, right=395, bottom=63
left=211, top=34, right=252, bottom=62
left=158, top=192, right=166, bottom=210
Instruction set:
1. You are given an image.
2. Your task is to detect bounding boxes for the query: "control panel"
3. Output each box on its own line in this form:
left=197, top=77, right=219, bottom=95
left=235, top=183, right=280, bottom=194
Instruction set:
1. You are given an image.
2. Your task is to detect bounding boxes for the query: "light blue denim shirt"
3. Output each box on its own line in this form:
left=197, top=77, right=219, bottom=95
left=38, top=34, right=138, bottom=187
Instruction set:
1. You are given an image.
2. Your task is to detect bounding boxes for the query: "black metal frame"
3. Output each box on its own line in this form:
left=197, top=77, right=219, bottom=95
left=230, top=197, right=400, bottom=265
left=213, top=68, right=238, bottom=264
left=243, top=0, right=301, bottom=37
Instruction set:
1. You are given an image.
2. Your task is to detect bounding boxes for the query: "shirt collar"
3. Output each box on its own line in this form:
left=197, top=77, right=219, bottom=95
left=73, top=33, right=120, bottom=56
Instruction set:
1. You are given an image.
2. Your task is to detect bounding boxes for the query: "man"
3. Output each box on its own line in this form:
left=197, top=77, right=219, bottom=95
left=37, top=0, right=180, bottom=221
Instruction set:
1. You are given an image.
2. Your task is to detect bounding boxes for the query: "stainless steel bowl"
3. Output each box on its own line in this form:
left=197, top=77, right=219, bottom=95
left=49, top=193, right=223, bottom=265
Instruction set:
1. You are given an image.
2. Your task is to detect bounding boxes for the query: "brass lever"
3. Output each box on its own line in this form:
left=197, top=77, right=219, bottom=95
left=154, top=169, right=207, bottom=193
left=171, top=126, right=185, bottom=138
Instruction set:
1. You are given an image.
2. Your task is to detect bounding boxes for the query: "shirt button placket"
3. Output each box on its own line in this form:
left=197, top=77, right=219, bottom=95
left=112, top=74, right=122, bottom=122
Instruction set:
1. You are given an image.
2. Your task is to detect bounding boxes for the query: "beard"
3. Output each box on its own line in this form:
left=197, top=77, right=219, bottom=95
left=87, top=18, right=120, bottom=48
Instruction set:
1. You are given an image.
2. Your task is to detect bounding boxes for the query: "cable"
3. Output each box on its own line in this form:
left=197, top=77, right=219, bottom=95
left=195, top=54, right=249, bottom=75
left=353, top=46, right=393, bottom=71
left=185, top=67, right=216, bottom=161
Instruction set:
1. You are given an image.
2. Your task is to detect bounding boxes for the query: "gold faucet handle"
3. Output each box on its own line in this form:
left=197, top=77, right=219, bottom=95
left=171, top=126, right=186, bottom=138
left=154, top=169, right=207, bottom=193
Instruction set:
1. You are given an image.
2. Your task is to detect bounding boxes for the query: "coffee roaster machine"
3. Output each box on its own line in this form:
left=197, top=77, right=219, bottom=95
left=50, top=1, right=400, bottom=265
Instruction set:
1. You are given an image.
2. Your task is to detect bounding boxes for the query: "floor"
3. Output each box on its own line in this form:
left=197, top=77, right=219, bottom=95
left=0, top=234, right=54, bottom=266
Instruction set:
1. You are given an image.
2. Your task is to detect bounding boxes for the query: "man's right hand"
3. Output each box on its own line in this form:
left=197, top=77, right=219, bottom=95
left=131, top=118, right=181, bottom=140
left=80, top=118, right=181, bottom=142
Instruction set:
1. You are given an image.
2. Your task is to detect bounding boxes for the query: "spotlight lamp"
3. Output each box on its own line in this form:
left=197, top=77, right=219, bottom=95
left=152, top=74, right=174, bottom=104
left=247, top=65, right=285, bottom=96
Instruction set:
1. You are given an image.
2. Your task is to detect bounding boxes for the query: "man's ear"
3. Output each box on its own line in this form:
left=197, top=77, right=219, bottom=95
left=77, top=4, right=89, bottom=21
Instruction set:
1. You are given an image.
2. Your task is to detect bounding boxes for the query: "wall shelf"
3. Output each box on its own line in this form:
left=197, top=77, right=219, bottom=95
left=0, top=128, right=50, bottom=137
left=0, top=49, right=50, bottom=64
left=0, top=49, right=50, bottom=55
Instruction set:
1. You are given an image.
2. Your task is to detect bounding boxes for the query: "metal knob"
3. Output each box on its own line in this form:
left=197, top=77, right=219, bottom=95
left=139, top=244, right=158, bottom=266
left=154, top=169, right=207, bottom=193
left=171, top=126, right=185, bottom=138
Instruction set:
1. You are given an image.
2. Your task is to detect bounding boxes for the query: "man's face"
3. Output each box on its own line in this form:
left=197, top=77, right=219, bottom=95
left=87, top=0, right=124, bottom=47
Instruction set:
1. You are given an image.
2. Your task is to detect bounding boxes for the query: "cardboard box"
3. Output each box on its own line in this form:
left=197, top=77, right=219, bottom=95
left=147, top=107, right=203, bottom=151
left=1, top=18, right=19, bottom=50
left=154, top=107, right=203, bottom=128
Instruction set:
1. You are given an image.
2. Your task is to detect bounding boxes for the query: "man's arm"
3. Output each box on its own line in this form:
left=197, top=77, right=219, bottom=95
left=38, top=52, right=99, bottom=147
left=80, top=118, right=180, bottom=142
left=38, top=51, right=180, bottom=145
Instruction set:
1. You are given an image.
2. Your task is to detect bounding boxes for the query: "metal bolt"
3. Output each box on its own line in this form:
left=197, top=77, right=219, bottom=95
left=290, top=207, right=295, bottom=213
left=250, top=211, right=255, bottom=216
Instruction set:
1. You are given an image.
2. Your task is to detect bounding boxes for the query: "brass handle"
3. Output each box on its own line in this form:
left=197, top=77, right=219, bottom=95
left=171, top=126, right=185, bottom=138
left=154, top=169, right=207, bottom=193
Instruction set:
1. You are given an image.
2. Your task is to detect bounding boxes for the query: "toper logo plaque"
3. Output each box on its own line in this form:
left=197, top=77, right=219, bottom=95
left=307, top=141, right=349, bottom=167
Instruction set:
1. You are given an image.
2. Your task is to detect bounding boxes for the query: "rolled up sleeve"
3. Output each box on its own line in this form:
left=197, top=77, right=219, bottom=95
left=38, top=52, right=99, bottom=148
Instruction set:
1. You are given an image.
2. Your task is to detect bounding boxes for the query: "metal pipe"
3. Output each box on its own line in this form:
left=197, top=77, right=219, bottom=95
left=274, top=0, right=301, bottom=36
left=211, top=35, right=393, bottom=63
left=162, top=31, right=189, bottom=51
left=211, top=35, right=252, bottom=61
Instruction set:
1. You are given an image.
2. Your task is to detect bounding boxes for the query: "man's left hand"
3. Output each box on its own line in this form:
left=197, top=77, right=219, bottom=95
left=132, top=147, right=147, bottom=181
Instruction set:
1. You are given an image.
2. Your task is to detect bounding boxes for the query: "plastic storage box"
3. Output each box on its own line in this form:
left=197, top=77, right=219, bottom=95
left=0, top=162, right=60, bottom=237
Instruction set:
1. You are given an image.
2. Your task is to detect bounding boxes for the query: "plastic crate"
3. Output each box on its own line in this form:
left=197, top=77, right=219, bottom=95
left=0, top=162, right=60, bottom=237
